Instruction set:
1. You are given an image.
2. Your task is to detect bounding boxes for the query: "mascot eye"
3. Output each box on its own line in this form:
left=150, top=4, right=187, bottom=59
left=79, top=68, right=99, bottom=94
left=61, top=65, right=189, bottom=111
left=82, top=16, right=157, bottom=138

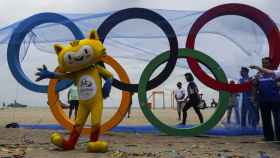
left=84, top=49, right=89, bottom=54
left=80, top=45, right=93, bottom=56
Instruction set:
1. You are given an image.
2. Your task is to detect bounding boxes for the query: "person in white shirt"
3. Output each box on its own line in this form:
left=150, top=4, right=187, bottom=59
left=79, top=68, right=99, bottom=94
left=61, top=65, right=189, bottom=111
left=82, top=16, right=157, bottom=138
left=175, top=82, right=185, bottom=120
left=68, top=84, right=79, bottom=119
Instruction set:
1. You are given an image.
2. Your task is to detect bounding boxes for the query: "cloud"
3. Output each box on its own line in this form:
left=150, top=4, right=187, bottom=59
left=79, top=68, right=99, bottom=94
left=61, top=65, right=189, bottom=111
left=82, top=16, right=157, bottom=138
left=0, top=0, right=143, bottom=27
left=1, top=0, right=279, bottom=27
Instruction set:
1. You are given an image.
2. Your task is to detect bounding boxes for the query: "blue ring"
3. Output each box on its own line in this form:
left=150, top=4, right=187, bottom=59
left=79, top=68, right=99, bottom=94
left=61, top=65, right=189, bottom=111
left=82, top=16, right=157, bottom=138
left=97, top=8, right=178, bottom=92
left=7, top=13, right=84, bottom=93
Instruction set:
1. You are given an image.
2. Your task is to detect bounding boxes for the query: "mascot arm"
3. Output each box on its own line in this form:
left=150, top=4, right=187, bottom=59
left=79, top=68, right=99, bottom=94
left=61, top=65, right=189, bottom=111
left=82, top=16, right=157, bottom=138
left=96, top=65, right=113, bottom=98
left=96, top=65, right=113, bottom=78
left=35, top=65, right=72, bottom=82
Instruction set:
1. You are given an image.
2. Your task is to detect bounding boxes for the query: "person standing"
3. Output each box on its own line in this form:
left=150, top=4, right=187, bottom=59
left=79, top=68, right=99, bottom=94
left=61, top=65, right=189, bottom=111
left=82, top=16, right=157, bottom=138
left=127, top=92, right=134, bottom=118
left=68, top=84, right=79, bottom=120
left=181, top=73, right=204, bottom=125
left=210, top=99, right=218, bottom=108
left=226, top=80, right=240, bottom=124
left=175, top=82, right=185, bottom=120
left=239, top=67, right=259, bottom=128
left=250, top=57, right=280, bottom=141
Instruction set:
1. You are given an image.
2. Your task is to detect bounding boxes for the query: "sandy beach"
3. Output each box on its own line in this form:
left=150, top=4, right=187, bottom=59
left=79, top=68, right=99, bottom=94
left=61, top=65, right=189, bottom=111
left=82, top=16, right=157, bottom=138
left=0, top=107, right=220, bottom=126
left=0, top=128, right=280, bottom=158
left=0, top=107, right=279, bottom=158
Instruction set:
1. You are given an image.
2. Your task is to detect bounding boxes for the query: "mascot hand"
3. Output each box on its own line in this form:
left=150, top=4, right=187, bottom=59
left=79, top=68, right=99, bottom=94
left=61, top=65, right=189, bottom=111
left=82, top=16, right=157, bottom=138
left=35, top=65, right=57, bottom=81
left=102, top=78, right=113, bottom=98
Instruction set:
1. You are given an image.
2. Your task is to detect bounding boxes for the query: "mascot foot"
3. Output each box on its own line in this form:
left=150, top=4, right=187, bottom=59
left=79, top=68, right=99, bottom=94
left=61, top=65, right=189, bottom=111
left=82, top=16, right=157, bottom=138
left=51, top=133, right=75, bottom=150
left=87, top=141, right=108, bottom=153
left=51, top=133, right=64, bottom=148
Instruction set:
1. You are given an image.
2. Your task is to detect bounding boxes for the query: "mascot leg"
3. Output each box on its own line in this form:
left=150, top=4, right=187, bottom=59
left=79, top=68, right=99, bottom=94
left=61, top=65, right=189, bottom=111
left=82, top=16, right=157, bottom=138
left=62, top=125, right=82, bottom=150
left=51, top=104, right=89, bottom=150
left=90, top=124, right=101, bottom=142
left=87, top=102, right=108, bottom=153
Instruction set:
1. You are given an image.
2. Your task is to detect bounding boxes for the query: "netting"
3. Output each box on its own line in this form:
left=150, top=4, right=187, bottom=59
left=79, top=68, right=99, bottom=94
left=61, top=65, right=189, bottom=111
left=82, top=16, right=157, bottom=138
left=0, top=9, right=276, bottom=80
left=0, top=9, right=278, bottom=134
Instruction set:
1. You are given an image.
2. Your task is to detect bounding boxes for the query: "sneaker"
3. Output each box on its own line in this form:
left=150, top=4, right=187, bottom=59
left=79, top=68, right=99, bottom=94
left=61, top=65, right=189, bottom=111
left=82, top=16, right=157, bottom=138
left=178, top=123, right=185, bottom=126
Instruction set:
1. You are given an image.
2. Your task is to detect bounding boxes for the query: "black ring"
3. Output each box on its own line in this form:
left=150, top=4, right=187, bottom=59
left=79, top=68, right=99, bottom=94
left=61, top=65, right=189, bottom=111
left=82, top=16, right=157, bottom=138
left=97, top=8, right=178, bottom=92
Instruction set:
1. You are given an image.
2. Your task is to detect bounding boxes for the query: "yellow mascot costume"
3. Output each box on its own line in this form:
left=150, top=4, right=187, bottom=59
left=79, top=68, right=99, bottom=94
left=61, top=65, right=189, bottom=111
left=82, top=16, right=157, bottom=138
left=36, top=30, right=113, bottom=152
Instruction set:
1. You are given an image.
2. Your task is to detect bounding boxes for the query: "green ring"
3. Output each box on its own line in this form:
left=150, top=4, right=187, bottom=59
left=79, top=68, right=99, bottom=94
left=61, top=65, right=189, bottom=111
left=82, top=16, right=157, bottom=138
left=138, top=48, right=230, bottom=136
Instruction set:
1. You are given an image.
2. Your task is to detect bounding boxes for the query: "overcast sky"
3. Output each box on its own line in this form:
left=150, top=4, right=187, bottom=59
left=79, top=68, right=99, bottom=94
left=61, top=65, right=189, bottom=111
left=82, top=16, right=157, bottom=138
left=0, top=0, right=279, bottom=107
left=1, top=0, right=279, bottom=27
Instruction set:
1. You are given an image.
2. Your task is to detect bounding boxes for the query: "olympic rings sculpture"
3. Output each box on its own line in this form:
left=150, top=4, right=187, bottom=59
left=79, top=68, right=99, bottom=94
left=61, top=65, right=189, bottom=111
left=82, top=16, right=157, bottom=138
left=6, top=3, right=280, bottom=136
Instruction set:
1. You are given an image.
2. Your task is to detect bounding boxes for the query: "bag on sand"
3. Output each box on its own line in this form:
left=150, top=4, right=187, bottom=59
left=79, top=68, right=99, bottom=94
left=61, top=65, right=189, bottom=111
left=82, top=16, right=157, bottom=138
left=5, top=122, right=19, bottom=128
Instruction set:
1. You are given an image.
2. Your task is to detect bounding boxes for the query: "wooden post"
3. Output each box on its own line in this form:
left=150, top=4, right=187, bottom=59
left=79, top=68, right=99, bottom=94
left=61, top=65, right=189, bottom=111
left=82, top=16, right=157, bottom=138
left=163, top=91, right=165, bottom=109
left=152, top=92, right=155, bottom=110
left=173, top=91, right=175, bottom=109
left=171, top=91, right=175, bottom=109
left=149, top=90, right=167, bottom=110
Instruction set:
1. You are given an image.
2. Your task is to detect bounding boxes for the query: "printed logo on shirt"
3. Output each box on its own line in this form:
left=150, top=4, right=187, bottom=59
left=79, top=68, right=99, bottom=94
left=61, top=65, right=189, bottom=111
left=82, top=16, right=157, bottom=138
left=78, top=75, right=97, bottom=100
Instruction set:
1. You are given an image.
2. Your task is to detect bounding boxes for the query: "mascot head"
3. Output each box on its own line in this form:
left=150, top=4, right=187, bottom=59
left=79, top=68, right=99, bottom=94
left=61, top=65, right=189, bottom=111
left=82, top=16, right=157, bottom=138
left=54, top=30, right=106, bottom=72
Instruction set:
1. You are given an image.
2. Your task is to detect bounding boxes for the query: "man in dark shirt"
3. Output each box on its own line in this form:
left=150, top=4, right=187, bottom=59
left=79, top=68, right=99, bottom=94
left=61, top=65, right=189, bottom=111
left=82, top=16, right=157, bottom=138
left=250, top=57, right=280, bottom=141
left=181, top=73, right=204, bottom=125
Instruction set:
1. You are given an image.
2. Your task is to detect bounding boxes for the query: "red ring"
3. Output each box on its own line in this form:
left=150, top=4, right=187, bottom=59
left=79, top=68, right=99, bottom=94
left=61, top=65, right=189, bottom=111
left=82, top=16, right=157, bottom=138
left=186, top=3, right=280, bottom=93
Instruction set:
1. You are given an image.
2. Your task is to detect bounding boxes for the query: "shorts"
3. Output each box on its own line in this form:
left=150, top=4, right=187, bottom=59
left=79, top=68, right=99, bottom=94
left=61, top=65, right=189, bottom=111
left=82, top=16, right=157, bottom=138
left=177, top=101, right=185, bottom=113
left=69, top=100, right=79, bottom=109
